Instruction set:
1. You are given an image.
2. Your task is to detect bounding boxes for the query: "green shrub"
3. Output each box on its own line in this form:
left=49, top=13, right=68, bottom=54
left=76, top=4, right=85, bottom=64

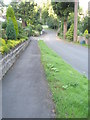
left=6, top=5, right=18, bottom=37
left=0, top=39, right=6, bottom=46
left=0, top=45, right=10, bottom=54
left=84, top=29, right=88, bottom=36
left=17, top=33, right=28, bottom=40
left=0, top=39, right=10, bottom=54
left=24, top=26, right=32, bottom=37
left=36, top=24, right=43, bottom=32
left=13, top=17, right=18, bottom=37
left=66, top=24, right=74, bottom=41
left=6, top=18, right=16, bottom=40
left=17, top=22, right=26, bottom=39
left=17, top=22, right=23, bottom=33
left=2, top=21, right=7, bottom=29
left=2, top=29, right=7, bottom=39
left=7, top=40, right=16, bottom=49
left=32, top=25, right=36, bottom=30
left=22, top=36, right=28, bottom=40
left=3, top=44, right=10, bottom=54
left=32, top=30, right=40, bottom=36
left=85, top=34, right=90, bottom=39
left=20, top=39, right=25, bottom=42
left=17, top=34, right=22, bottom=40
left=0, top=38, right=24, bottom=54
left=2, top=33, right=7, bottom=40
left=77, top=30, right=80, bottom=36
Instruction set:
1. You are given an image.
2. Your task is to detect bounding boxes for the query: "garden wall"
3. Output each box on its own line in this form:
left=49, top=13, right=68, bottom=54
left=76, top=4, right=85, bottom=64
left=0, top=39, right=30, bottom=80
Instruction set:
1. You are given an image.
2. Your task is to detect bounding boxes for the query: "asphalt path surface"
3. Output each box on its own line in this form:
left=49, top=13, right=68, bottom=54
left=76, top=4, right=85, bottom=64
left=2, top=39, right=55, bottom=118
left=37, top=29, right=88, bottom=78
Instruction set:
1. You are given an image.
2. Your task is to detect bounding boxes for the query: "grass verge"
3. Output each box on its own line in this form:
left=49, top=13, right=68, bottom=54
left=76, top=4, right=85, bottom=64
left=38, top=40, right=88, bottom=118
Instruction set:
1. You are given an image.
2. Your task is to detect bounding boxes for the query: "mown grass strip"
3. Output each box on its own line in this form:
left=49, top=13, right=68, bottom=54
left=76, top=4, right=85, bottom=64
left=38, top=40, right=88, bottom=118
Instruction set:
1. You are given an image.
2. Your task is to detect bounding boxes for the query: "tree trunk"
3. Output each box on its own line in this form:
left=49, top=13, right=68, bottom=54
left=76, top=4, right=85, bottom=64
left=57, top=19, right=61, bottom=36
left=73, top=0, right=78, bottom=42
left=63, top=20, right=67, bottom=40
left=22, top=20, right=27, bottom=27
left=57, top=27, right=60, bottom=36
left=25, top=21, right=27, bottom=26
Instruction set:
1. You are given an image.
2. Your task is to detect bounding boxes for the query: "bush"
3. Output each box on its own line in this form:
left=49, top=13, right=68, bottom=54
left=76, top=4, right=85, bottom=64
left=7, top=41, right=15, bottom=49
left=2, top=21, right=7, bottom=29
left=17, top=22, right=25, bottom=39
left=77, top=29, right=83, bottom=36
left=0, top=45, right=10, bottom=54
left=17, top=22, right=23, bottom=33
left=6, top=5, right=18, bottom=37
left=2, top=29, right=7, bottom=39
left=0, top=39, right=10, bottom=54
left=24, top=26, right=32, bottom=37
left=6, top=18, right=16, bottom=40
left=85, top=34, right=90, bottom=39
left=66, top=24, right=74, bottom=41
left=13, top=17, right=18, bottom=37
left=17, top=34, right=22, bottom=40
left=0, top=39, right=6, bottom=46
left=84, top=29, right=88, bottom=37
left=0, top=38, right=27, bottom=54
left=82, top=16, right=88, bottom=33
left=2, top=44, right=10, bottom=54
left=36, top=24, right=43, bottom=32
left=32, top=30, right=40, bottom=36
left=2, top=33, right=7, bottom=40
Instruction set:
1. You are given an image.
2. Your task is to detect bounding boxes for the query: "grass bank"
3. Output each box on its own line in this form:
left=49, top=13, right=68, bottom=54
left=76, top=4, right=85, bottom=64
left=38, top=40, right=88, bottom=118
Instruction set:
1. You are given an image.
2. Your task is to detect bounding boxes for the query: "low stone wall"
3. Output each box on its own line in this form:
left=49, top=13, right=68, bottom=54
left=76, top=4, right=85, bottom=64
left=0, top=39, right=30, bottom=80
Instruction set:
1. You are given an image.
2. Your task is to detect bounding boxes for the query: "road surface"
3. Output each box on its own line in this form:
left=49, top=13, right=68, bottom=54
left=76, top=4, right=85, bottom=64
left=37, top=29, right=88, bottom=78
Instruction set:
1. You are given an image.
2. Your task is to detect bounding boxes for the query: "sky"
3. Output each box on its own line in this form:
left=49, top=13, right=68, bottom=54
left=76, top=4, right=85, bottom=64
left=3, top=0, right=90, bottom=13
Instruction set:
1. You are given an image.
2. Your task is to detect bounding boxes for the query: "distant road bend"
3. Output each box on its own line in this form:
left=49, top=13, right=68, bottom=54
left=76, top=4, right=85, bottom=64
left=37, top=29, right=88, bottom=78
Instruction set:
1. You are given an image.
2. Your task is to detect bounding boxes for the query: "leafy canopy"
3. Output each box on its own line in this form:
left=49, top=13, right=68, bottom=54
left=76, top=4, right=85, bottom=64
left=52, top=2, right=74, bottom=20
left=10, top=2, right=39, bottom=26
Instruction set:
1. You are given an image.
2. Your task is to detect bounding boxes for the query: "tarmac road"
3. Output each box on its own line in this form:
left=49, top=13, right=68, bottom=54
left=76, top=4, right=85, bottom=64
left=37, top=29, right=88, bottom=78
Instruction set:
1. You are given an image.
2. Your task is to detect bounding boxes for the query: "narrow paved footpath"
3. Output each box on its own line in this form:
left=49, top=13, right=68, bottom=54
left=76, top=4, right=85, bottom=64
left=2, top=39, right=54, bottom=118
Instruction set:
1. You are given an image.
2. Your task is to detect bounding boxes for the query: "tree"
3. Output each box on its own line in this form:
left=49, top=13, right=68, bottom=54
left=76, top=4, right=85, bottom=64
left=73, top=0, right=78, bottom=41
left=66, top=24, right=74, bottom=41
left=47, top=16, right=58, bottom=29
left=41, top=4, right=49, bottom=24
left=6, top=18, right=16, bottom=40
left=0, top=0, right=5, bottom=7
left=6, top=5, right=18, bottom=37
left=11, top=2, right=36, bottom=27
left=82, top=16, right=88, bottom=33
left=52, top=2, right=74, bottom=39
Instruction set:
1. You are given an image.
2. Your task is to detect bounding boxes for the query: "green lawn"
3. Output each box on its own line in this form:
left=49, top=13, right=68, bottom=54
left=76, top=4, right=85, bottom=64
left=38, top=40, right=88, bottom=118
